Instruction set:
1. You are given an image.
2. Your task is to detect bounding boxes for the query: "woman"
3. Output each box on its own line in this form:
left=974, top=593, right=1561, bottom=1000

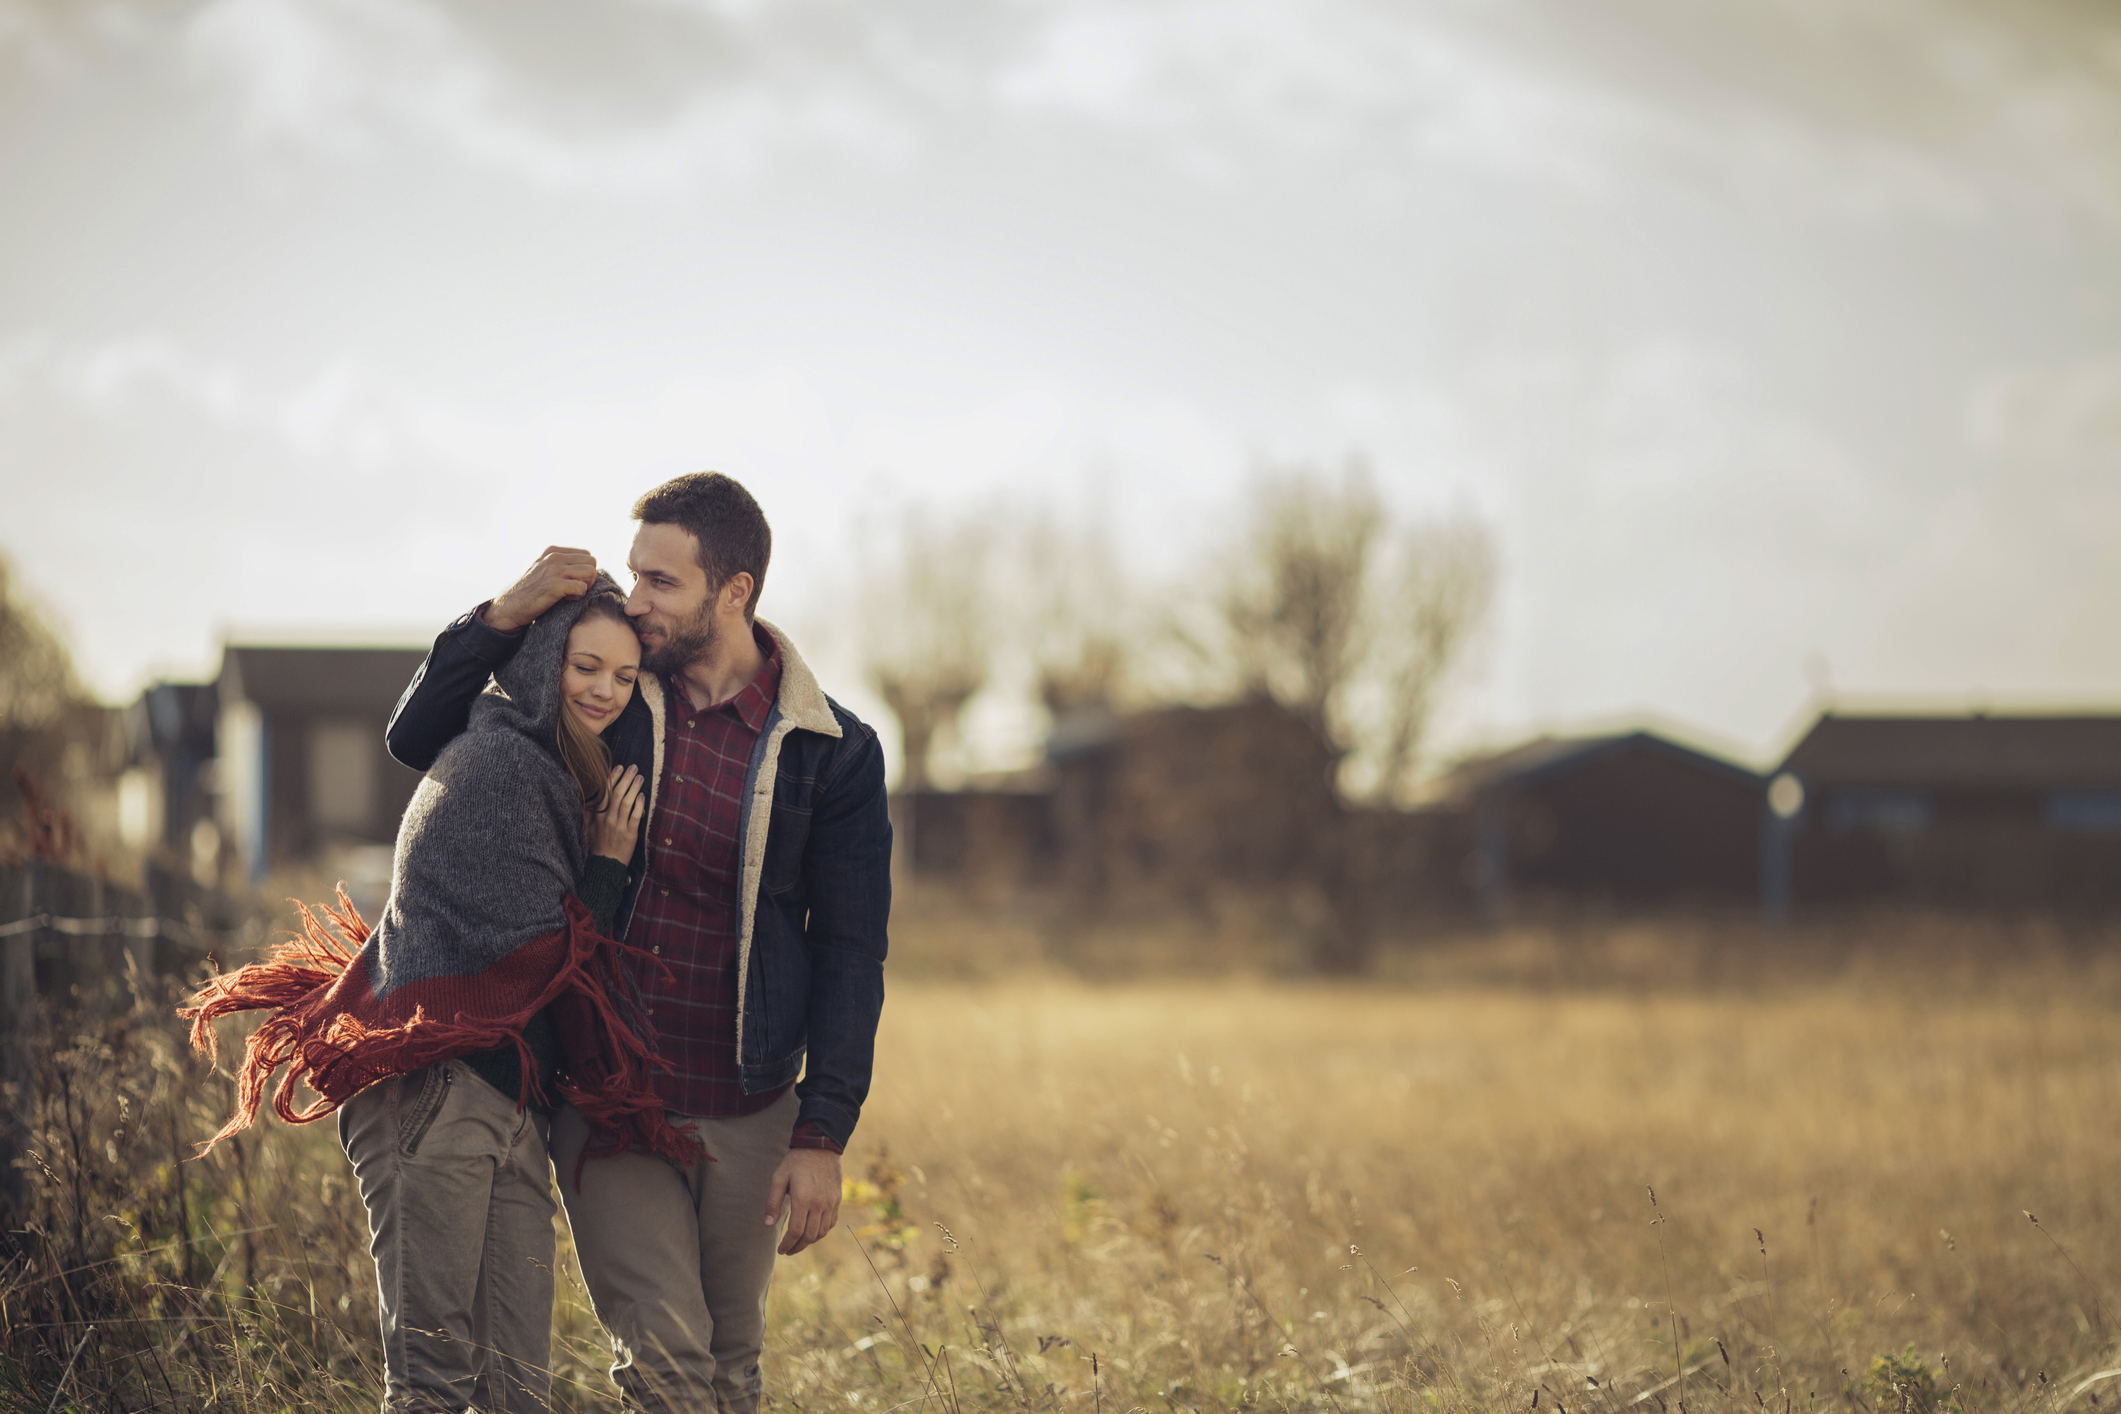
left=185, top=576, right=698, bottom=1414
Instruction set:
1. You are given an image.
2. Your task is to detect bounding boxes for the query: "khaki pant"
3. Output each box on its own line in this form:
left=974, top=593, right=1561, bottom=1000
left=340, top=1061, right=557, bottom=1414
left=551, top=1088, right=798, bottom=1414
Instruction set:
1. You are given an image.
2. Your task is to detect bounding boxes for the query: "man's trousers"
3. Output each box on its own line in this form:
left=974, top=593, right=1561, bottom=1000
left=551, top=1087, right=798, bottom=1414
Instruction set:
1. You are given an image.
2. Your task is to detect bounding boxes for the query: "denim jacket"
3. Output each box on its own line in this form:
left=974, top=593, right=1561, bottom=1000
left=385, top=607, right=892, bottom=1150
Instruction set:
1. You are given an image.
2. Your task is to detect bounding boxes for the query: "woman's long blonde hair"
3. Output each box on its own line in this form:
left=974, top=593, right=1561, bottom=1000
left=555, top=590, right=636, bottom=814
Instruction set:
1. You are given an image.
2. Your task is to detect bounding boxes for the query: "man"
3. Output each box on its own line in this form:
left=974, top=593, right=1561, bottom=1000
left=386, top=472, right=892, bottom=1413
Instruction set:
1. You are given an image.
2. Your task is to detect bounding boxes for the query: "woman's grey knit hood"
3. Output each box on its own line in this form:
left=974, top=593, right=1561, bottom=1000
left=477, top=569, right=627, bottom=745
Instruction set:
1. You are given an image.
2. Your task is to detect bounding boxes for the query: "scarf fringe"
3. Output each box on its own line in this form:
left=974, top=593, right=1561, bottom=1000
left=181, top=888, right=372, bottom=1150
left=547, top=930, right=716, bottom=1188
left=183, top=888, right=707, bottom=1173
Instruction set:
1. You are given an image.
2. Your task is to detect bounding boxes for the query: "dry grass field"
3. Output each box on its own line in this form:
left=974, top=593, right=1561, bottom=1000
left=5, top=922, right=2120, bottom=1413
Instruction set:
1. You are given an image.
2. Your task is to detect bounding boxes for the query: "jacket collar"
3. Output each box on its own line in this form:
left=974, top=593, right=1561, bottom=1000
left=758, top=619, right=842, bottom=738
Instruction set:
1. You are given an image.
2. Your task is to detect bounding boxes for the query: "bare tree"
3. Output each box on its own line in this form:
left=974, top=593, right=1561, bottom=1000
left=1209, top=464, right=1385, bottom=740
left=0, top=558, right=82, bottom=734
left=859, top=512, right=995, bottom=791
left=1189, top=470, right=1495, bottom=972
left=0, top=557, right=99, bottom=868
left=1020, top=513, right=1129, bottom=715
left=1200, top=465, right=1495, bottom=800
left=1362, top=518, right=1497, bottom=804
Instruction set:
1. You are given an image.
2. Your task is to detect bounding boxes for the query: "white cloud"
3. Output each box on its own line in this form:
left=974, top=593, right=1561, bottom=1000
left=5, top=0, right=2112, bottom=226
left=161, top=0, right=2121, bottom=223
left=1411, top=334, right=1904, bottom=743
left=175, top=0, right=1647, bottom=194
left=182, top=0, right=924, bottom=190
left=1862, top=352, right=2121, bottom=697
left=1969, top=353, right=2121, bottom=464
left=18, top=333, right=419, bottom=466
left=993, top=0, right=1632, bottom=188
left=0, top=335, right=487, bottom=697
left=1540, top=0, right=2121, bottom=225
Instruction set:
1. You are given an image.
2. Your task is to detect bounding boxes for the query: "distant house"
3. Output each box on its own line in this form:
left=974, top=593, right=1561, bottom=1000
left=120, top=682, right=219, bottom=864
left=1050, top=697, right=1343, bottom=900
left=898, top=702, right=2121, bottom=924
left=896, top=780, right=1055, bottom=890
left=898, top=697, right=1343, bottom=901
left=215, top=646, right=428, bottom=880
left=1770, top=713, right=2121, bottom=912
left=901, top=712, right=1776, bottom=925
left=1444, top=731, right=1767, bottom=918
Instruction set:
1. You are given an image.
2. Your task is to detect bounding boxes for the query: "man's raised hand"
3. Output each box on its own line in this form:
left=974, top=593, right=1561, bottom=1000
left=484, top=547, right=598, bottom=634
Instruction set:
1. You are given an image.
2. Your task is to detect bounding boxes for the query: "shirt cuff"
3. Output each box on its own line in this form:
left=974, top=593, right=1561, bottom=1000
left=789, top=1121, right=843, bottom=1154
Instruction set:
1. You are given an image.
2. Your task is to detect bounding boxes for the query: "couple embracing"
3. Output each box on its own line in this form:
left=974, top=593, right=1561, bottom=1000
left=187, top=473, right=892, bottom=1413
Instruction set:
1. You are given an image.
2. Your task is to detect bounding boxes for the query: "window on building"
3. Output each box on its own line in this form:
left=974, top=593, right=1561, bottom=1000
left=1824, top=789, right=1933, bottom=837
left=310, top=718, right=378, bottom=834
left=2044, top=791, right=2121, bottom=834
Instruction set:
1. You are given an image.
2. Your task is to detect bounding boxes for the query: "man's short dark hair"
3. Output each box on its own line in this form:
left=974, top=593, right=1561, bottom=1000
left=633, top=473, right=772, bottom=621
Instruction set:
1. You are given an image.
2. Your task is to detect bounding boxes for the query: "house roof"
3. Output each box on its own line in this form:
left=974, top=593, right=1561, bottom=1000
left=127, top=681, right=218, bottom=760
left=1442, top=730, right=1761, bottom=803
left=1779, top=713, right=2121, bottom=790
left=220, top=645, right=429, bottom=716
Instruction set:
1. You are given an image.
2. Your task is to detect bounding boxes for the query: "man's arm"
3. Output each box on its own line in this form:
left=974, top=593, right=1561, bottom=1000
left=764, top=721, right=891, bottom=1256
left=386, top=607, right=524, bottom=770
left=385, top=547, right=598, bottom=771
left=790, top=722, right=892, bottom=1149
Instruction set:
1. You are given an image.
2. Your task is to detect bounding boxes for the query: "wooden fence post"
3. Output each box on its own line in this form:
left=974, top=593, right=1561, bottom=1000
left=73, top=868, right=107, bottom=1004
left=0, top=862, right=38, bottom=1219
left=123, top=889, right=156, bottom=997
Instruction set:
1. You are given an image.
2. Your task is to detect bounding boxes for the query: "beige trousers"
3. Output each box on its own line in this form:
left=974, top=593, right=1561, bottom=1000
left=339, top=1060, right=557, bottom=1414
left=551, top=1088, right=798, bottom=1414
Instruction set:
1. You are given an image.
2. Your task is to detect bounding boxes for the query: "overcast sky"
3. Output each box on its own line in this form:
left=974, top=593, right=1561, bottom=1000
left=3, top=0, right=2118, bottom=772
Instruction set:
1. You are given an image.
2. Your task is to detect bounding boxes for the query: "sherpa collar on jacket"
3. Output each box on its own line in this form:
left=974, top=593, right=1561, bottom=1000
left=759, top=619, right=843, bottom=740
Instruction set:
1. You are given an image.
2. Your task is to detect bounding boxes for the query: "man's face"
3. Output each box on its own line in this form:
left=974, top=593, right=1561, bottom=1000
left=626, top=522, right=720, bottom=675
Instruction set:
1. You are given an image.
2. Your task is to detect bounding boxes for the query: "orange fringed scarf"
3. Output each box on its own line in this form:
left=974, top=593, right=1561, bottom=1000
left=183, top=886, right=706, bottom=1179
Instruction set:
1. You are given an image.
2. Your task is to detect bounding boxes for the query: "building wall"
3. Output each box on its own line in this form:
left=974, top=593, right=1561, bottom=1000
left=269, top=709, right=423, bottom=864
left=1790, top=785, right=2121, bottom=911
left=901, top=789, right=1054, bottom=889
left=1492, top=743, right=1763, bottom=905
left=218, top=702, right=424, bottom=877
left=1062, top=698, right=1342, bottom=899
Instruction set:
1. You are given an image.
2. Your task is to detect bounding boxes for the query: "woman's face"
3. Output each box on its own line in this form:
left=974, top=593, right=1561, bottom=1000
left=561, top=614, right=641, bottom=735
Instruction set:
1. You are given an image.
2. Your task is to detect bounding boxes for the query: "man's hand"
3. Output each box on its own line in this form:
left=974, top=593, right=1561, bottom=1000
left=764, top=1148, right=841, bottom=1256
left=484, top=546, right=598, bottom=634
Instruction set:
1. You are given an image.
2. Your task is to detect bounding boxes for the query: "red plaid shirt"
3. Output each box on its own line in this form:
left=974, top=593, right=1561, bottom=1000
left=625, top=625, right=838, bottom=1152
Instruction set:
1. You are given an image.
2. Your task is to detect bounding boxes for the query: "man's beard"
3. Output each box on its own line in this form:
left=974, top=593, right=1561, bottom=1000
left=639, top=599, right=721, bottom=676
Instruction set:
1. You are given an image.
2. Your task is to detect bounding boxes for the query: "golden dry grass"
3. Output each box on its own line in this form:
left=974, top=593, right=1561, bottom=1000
left=762, top=976, right=2121, bottom=1414
left=6, top=944, right=2120, bottom=1413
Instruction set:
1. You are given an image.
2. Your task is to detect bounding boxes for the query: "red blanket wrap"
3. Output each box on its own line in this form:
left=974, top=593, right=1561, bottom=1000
left=183, top=886, right=706, bottom=1181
